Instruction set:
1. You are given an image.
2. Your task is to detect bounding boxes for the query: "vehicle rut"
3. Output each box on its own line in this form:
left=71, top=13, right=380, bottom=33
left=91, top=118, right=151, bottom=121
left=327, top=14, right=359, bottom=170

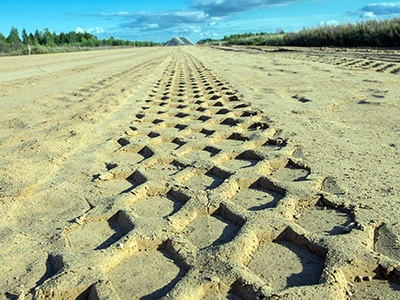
left=33, top=50, right=400, bottom=300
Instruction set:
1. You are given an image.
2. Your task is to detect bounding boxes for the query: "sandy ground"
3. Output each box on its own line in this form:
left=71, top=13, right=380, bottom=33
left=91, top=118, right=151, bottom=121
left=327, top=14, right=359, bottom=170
left=0, top=46, right=399, bottom=299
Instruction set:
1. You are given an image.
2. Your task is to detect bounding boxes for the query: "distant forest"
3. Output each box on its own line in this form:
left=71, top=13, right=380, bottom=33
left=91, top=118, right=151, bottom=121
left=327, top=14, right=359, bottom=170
left=0, top=27, right=161, bottom=55
left=200, top=18, right=400, bottom=48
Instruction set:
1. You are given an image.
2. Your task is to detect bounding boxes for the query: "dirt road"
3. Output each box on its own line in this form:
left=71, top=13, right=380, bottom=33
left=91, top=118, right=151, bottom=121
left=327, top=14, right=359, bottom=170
left=0, top=47, right=399, bottom=299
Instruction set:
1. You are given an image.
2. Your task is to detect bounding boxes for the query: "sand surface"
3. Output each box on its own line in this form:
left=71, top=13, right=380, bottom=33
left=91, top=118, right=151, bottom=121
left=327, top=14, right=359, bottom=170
left=0, top=46, right=399, bottom=299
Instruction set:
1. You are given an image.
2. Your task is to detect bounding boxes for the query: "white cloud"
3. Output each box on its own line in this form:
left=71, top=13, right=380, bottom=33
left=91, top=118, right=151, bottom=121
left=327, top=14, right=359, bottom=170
left=88, top=27, right=105, bottom=35
left=199, top=31, right=221, bottom=38
left=100, top=11, right=130, bottom=17
left=75, top=26, right=105, bottom=35
left=327, top=20, right=339, bottom=26
left=363, top=12, right=377, bottom=18
left=75, top=27, right=84, bottom=33
left=85, top=0, right=307, bottom=41
left=94, top=1, right=300, bottom=33
left=192, top=0, right=300, bottom=16
left=357, top=2, right=400, bottom=18
left=118, top=10, right=212, bottom=31
left=146, top=23, right=160, bottom=29
left=174, top=26, right=202, bottom=34
left=320, top=20, right=339, bottom=26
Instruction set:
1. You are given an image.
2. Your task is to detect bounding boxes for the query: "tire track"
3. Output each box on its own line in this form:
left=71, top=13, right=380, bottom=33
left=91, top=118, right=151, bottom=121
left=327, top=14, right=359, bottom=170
left=213, top=46, right=400, bottom=75
left=0, top=52, right=174, bottom=298
left=295, top=55, right=400, bottom=74
left=2, top=54, right=169, bottom=210
left=32, top=50, right=400, bottom=300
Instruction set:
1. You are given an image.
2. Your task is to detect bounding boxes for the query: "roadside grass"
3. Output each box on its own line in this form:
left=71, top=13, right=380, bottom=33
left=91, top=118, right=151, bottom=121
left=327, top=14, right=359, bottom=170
left=202, top=18, right=400, bottom=48
left=0, top=44, right=158, bottom=57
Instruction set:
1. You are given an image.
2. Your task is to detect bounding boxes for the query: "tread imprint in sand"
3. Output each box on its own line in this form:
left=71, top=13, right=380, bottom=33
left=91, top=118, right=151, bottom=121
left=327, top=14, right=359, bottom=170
left=33, top=52, right=400, bottom=300
left=215, top=46, right=400, bottom=75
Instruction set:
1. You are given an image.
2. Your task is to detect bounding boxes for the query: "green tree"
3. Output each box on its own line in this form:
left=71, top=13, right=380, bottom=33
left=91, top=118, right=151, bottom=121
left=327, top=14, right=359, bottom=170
left=107, top=36, right=115, bottom=46
left=67, top=31, right=78, bottom=44
left=35, top=29, right=44, bottom=45
left=0, top=33, right=9, bottom=53
left=22, top=28, right=29, bottom=45
left=43, top=28, right=56, bottom=46
left=28, top=33, right=38, bottom=46
left=7, top=27, right=21, bottom=52
left=58, top=32, right=67, bottom=45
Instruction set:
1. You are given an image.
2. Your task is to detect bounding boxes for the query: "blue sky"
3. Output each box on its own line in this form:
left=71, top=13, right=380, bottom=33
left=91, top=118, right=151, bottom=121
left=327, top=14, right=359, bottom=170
left=1, top=1, right=400, bottom=42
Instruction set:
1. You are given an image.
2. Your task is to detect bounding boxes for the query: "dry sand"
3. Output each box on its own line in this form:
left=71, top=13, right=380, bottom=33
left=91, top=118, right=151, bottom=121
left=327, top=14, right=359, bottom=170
left=0, top=46, right=399, bottom=299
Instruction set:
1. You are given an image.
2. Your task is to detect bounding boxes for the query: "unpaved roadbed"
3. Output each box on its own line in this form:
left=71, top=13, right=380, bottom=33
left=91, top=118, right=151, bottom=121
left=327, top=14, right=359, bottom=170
left=0, top=47, right=399, bottom=299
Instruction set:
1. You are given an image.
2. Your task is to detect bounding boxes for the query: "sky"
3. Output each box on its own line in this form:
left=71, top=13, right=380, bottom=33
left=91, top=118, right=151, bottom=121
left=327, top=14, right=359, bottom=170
left=1, top=1, right=400, bottom=43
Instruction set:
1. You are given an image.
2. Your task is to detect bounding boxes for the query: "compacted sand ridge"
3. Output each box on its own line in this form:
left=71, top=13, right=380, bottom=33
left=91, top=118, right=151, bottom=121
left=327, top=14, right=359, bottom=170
left=0, top=46, right=399, bottom=299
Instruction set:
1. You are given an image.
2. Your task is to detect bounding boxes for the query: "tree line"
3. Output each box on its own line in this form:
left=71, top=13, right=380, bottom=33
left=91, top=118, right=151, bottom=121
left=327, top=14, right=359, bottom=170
left=199, top=18, right=400, bottom=48
left=0, top=27, right=161, bottom=55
